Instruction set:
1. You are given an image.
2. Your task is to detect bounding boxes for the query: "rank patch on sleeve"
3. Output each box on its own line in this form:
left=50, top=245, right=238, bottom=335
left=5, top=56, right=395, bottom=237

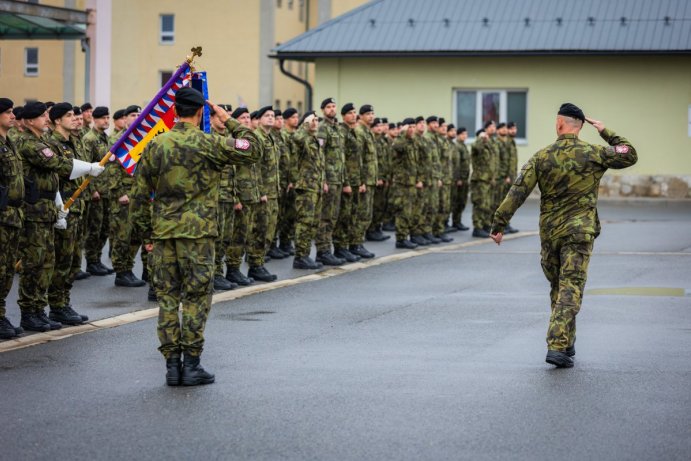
left=615, top=145, right=629, bottom=154
left=41, top=148, right=55, bottom=158
left=235, top=138, right=250, bottom=151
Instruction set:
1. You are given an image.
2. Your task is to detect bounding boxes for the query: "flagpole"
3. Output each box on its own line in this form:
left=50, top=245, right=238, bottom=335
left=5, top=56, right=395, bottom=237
left=63, top=47, right=202, bottom=210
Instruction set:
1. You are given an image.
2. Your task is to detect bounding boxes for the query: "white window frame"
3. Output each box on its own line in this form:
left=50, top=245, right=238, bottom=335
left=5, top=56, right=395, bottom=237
left=159, top=14, right=175, bottom=45
left=453, top=88, right=528, bottom=144
left=25, top=47, right=39, bottom=77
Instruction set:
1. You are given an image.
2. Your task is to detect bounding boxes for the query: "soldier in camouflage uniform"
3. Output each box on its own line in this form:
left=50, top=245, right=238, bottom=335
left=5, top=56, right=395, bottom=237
left=332, top=103, right=361, bottom=263
left=390, top=118, right=421, bottom=249
left=501, top=121, right=520, bottom=234
left=79, top=103, right=93, bottom=138
left=470, top=122, right=498, bottom=238
left=491, top=103, right=638, bottom=368
left=451, top=126, right=471, bottom=231
left=292, top=111, right=326, bottom=270
left=130, top=89, right=260, bottom=386
left=0, top=98, right=25, bottom=339
left=267, top=109, right=289, bottom=259
left=411, top=116, right=441, bottom=245
left=315, top=98, right=347, bottom=266
left=278, top=108, right=299, bottom=255
left=433, top=119, right=454, bottom=242
left=16, top=102, right=104, bottom=332
left=383, top=121, right=400, bottom=231
left=82, top=106, right=115, bottom=276
left=366, top=118, right=392, bottom=243
left=350, top=105, right=377, bottom=259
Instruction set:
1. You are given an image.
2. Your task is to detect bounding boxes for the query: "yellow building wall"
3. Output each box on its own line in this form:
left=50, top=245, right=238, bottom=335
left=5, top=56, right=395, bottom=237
left=331, top=0, right=370, bottom=17
left=315, top=55, right=691, bottom=175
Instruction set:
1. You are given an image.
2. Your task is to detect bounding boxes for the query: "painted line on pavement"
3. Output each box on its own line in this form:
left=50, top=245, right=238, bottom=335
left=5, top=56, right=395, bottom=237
left=0, top=231, right=537, bottom=354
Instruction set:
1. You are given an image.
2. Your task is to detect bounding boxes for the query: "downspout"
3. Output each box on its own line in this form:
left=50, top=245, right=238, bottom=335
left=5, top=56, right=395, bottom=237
left=279, top=59, right=313, bottom=111
left=81, top=37, right=90, bottom=103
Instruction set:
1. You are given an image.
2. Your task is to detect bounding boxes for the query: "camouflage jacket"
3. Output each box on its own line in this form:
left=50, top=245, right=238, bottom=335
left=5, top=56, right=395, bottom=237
left=354, top=123, right=378, bottom=185
left=107, top=130, right=135, bottom=199
left=0, top=135, right=24, bottom=228
left=508, top=137, right=518, bottom=180
left=281, top=128, right=297, bottom=188
left=82, top=128, right=112, bottom=197
left=375, top=134, right=392, bottom=183
left=471, top=137, right=497, bottom=183
left=340, top=123, right=362, bottom=188
left=211, top=129, right=237, bottom=204
left=437, top=134, right=454, bottom=184
left=416, top=133, right=437, bottom=184
left=292, top=125, right=325, bottom=192
left=496, top=136, right=511, bottom=179
left=318, top=117, right=345, bottom=185
left=391, top=133, right=419, bottom=187
left=271, top=129, right=289, bottom=193
left=493, top=128, right=638, bottom=240
left=47, top=130, right=87, bottom=214
left=130, top=119, right=259, bottom=241
left=255, top=127, right=280, bottom=199
left=452, top=141, right=470, bottom=182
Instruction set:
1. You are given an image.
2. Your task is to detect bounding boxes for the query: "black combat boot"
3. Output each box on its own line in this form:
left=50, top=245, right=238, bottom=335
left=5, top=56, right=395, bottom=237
left=248, top=265, right=278, bottom=282
left=49, top=306, right=85, bottom=326
left=395, top=239, right=418, bottom=249
left=148, top=286, right=158, bottom=301
left=226, top=267, right=254, bottom=286
left=545, top=350, right=574, bottom=368
left=115, top=270, right=146, bottom=287
left=382, top=222, right=396, bottom=232
left=279, top=241, right=295, bottom=256
left=444, top=225, right=458, bottom=233
left=98, top=262, right=115, bottom=274
left=86, top=262, right=109, bottom=276
left=213, top=274, right=235, bottom=291
left=565, top=345, right=576, bottom=357
left=20, top=312, right=52, bottom=332
left=424, top=233, right=441, bottom=244
left=334, top=247, right=360, bottom=263
left=181, top=354, right=215, bottom=386
left=411, top=235, right=429, bottom=246
left=456, top=222, right=470, bottom=231
left=267, top=245, right=286, bottom=260
left=436, top=233, right=454, bottom=243
left=472, top=228, right=490, bottom=238
left=74, top=270, right=91, bottom=281
left=349, top=244, right=375, bottom=259
left=166, top=356, right=182, bottom=386
left=316, top=251, right=346, bottom=266
left=505, top=224, right=520, bottom=234
left=293, top=256, right=322, bottom=270
left=0, top=316, right=21, bottom=339
left=36, top=310, right=62, bottom=330
left=141, top=269, right=149, bottom=283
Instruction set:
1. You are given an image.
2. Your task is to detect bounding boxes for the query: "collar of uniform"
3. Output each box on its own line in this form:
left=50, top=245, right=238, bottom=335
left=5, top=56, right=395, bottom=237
left=173, top=121, right=199, bottom=131
left=50, top=129, right=71, bottom=144
left=558, top=134, right=578, bottom=140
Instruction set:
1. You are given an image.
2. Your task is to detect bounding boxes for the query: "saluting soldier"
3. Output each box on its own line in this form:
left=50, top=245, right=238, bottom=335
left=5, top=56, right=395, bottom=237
left=267, top=109, right=289, bottom=259
left=130, top=88, right=260, bottom=386
left=350, top=104, right=377, bottom=259
left=451, top=126, right=471, bottom=231
left=366, top=117, right=392, bottom=242
left=502, top=121, right=520, bottom=233
left=470, top=121, right=499, bottom=238
left=434, top=119, right=454, bottom=242
left=491, top=103, right=638, bottom=368
left=278, top=108, right=299, bottom=256
left=390, top=118, right=421, bottom=249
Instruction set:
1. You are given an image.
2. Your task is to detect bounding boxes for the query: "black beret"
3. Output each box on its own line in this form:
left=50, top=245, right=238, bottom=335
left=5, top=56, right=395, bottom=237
left=49, top=102, right=73, bottom=122
left=402, top=117, right=415, bottom=125
left=231, top=107, right=249, bottom=119
left=320, top=97, right=336, bottom=109
left=372, top=117, right=382, bottom=126
left=414, top=116, right=424, bottom=123
left=382, top=118, right=388, bottom=124
left=0, top=98, right=13, bottom=113
left=558, top=103, right=585, bottom=122
left=125, top=105, right=141, bottom=116
left=426, top=116, right=438, bottom=124
left=13, top=106, right=23, bottom=120
left=388, top=123, right=396, bottom=129
left=256, top=105, right=274, bottom=118
left=300, top=110, right=316, bottom=124
left=45, top=101, right=55, bottom=109
left=92, top=106, right=109, bottom=118
left=72, top=106, right=82, bottom=116
left=483, top=120, right=495, bottom=129
left=359, top=104, right=374, bottom=115
left=497, top=122, right=506, bottom=129
left=113, top=109, right=126, bottom=120
left=447, top=124, right=455, bottom=130
left=80, top=103, right=93, bottom=112
left=175, top=87, right=205, bottom=108
left=476, top=128, right=485, bottom=136
left=273, top=109, right=282, bottom=117
left=250, top=111, right=259, bottom=120
left=458, top=126, right=467, bottom=134
left=282, top=108, right=298, bottom=119
left=340, top=103, right=355, bottom=115
left=507, top=121, right=516, bottom=128
left=439, top=118, right=446, bottom=125
left=396, top=122, right=403, bottom=128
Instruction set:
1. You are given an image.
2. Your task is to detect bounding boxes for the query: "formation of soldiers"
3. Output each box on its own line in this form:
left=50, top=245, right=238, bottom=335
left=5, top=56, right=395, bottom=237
left=0, top=94, right=521, bottom=340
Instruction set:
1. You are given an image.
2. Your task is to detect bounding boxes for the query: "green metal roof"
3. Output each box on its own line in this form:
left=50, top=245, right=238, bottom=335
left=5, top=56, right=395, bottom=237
left=0, top=0, right=87, bottom=40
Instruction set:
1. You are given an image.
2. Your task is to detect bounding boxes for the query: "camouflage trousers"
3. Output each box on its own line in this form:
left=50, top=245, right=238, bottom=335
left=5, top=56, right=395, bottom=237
left=225, top=202, right=256, bottom=269
left=294, top=189, right=322, bottom=258
left=494, top=180, right=509, bottom=214
left=413, top=185, right=438, bottom=235
left=451, top=182, right=469, bottom=226
left=247, top=199, right=279, bottom=267
left=109, top=196, right=140, bottom=273
left=0, top=224, right=21, bottom=317
left=152, top=237, right=214, bottom=358
left=351, top=188, right=374, bottom=245
left=332, top=191, right=354, bottom=249
left=435, top=184, right=452, bottom=234
left=278, top=189, right=296, bottom=247
left=214, top=201, right=235, bottom=276
left=18, top=220, right=54, bottom=314
left=85, top=197, right=110, bottom=264
left=540, top=234, right=594, bottom=351
left=471, top=180, right=493, bottom=230
left=48, top=212, right=82, bottom=308
left=368, top=184, right=389, bottom=233
left=389, top=185, right=416, bottom=241
left=316, top=184, right=342, bottom=252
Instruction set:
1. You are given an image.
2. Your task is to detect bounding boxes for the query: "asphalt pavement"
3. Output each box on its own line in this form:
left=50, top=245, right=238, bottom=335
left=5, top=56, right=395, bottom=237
left=1, top=200, right=690, bottom=461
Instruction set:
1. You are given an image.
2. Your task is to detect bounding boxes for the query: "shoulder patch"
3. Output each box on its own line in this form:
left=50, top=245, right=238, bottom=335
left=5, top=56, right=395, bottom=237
left=317, top=138, right=325, bottom=147
left=235, top=138, right=250, bottom=151
left=41, top=147, right=55, bottom=158
left=615, top=145, right=629, bottom=154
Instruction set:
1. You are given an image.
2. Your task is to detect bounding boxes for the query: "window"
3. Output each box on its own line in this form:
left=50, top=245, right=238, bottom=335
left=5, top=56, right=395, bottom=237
left=274, top=99, right=281, bottom=110
left=286, top=100, right=292, bottom=109
left=297, top=101, right=303, bottom=114
left=276, top=0, right=282, bottom=7
left=27, top=0, right=39, bottom=3
left=160, top=14, right=174, bottom=44
left=299, top=0, right=305, bottom=22
left=288, top=0, right=294, bottom=10
left=454, top=89, right=527, bottom=140
left=160, top=70, right=173, bottom=87
left=25, top=47, right=38, bottom=77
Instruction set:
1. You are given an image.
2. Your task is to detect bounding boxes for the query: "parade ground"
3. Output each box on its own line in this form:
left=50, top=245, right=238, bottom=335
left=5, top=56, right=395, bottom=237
left=1, top=199, right=690, bottom=461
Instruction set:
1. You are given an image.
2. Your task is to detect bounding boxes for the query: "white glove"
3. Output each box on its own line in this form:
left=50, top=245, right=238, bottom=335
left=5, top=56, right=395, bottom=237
left=89, top=162, right=105, bottom=177
left=57, top=206, right=69, bottom=220
left=70, top=159, right=105, bottom=179
left=54, top=192, right=69, bottom=220
left=54, top=217, right=67, bottom=230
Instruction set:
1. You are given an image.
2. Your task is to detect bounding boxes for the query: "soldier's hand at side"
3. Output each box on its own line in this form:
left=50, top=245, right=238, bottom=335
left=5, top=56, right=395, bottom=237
left=490, top=232, right=503, bottom=245
left=234, top=202, right=243, bottom=211
left=376, top=179, right=384, bottom=187
left=207, top=101, right=230, bottom=123
left=343, top=185, right=352, bottom=195
left=118, top=194, right=129, bottom=205
left=505, top=177, right=512, bottom=185
left=260, top=195, right=268, bottom=203
left=144, top=243, right=154, bottom=252
left=359, top=184, right=367, bottom=193
left=92, top=191, right=100, bottom=202
left=323, top=183, right=329, bottom=194
left=416, top=181, right=423, bottom=189
left=585, top=117, right=605, bottom=133
left=456, top=180, right=463, bottom=187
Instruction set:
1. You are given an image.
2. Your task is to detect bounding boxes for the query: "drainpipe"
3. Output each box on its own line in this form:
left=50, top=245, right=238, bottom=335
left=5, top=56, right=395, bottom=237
left=81, top=37, right=90, bottom=103
left=279, top=59, right=313, bottom=111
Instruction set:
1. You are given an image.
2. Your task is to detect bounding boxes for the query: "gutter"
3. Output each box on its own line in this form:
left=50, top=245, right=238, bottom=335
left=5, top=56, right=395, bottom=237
left=279, top=59, right=313, bottom=112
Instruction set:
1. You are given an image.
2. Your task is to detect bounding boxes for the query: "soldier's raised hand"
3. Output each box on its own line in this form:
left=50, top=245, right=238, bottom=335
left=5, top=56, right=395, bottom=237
left=585, top=117, right=605, bottom=133
left=207, top=101, right=230, bottom=123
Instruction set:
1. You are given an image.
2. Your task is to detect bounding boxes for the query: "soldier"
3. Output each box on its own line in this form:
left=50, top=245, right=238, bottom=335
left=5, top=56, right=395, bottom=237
left=366, top=117, right=392, bottom=242
left=8, top=106, right=24, bottom=144
left=278, top=108, right=299, bottom=256
left=0, top=98, right=25, bottom=339
left=315, top=97, right=347, bottom=266
left=390, top=118, right=421, bottom=249
left=83, top=106, right=115, bottom=276
left=16, top=101, right=104, bottom=332
left=382, top=121, right=399, bottom=232
left=292, top=111, right=326, bottom=269
left=247, top=105, right=279, bottom=282
left=80, top=103, right=93, bottom=137
left=130, top=88, right=260, bottom=386
left=410, top=116, right=431, bottom=246
left=267, top=109, right=289, bottom=259
left=470, top=121, right=498, bottom=238
left=451, top=126, right=471, bottom=231
left=350, top=104, right=377, bottom=259
left=434, top=119, right=454, bottom=242
left=70, top=105, right=93, bottom=282
left=111, top=109, right=126, bottom=136
left=332, top=103, right=361, bottom=263
left=109, top=105, right=147, bottom=288
left=502, top=122, right=520, bottom=233
left=491, top=103, right=638, bottom=368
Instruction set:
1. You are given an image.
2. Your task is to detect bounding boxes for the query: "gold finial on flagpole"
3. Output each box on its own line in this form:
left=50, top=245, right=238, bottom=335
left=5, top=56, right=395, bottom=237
left=187, top=46, right=203, bottom=72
